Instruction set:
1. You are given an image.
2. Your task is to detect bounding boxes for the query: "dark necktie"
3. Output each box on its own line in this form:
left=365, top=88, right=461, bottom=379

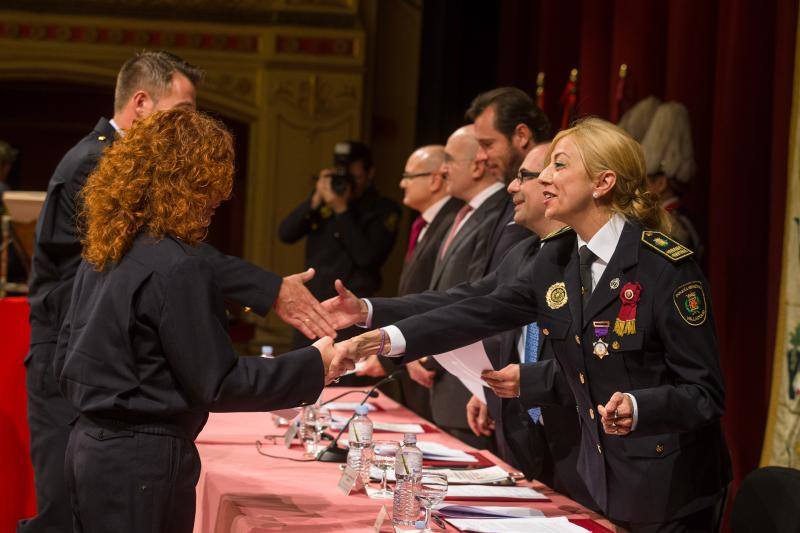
left=405, top=215, right=428, bottom=261
left=579, top=245, right=597, bottom=309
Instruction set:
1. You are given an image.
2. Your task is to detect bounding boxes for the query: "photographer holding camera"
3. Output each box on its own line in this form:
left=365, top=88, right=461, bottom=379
left=279, top=141, right=401, bottom=348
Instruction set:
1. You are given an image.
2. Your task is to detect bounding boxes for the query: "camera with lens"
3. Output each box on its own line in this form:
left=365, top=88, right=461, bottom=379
left=329, top=141, right=358, bottom=196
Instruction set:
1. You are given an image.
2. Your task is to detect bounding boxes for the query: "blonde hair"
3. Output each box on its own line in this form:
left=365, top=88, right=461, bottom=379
left=550, top=117, right=672, bottom=234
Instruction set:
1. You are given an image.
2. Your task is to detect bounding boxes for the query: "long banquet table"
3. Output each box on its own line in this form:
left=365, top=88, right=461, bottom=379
left=194, top=387, right=614, bottom=533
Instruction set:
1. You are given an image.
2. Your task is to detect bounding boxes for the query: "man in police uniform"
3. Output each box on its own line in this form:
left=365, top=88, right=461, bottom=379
left=278, top=141, right=401, bottom=348
left=22, top=51, right=335, bottom=533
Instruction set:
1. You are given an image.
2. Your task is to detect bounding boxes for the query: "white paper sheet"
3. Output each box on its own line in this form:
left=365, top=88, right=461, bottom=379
left=445, top=485, right=547, bottom=500
left=433, top=505, right=545, bottom=519
left=325, top=402, right=377, bottom=412
left=440, top=466, right=510, bottom=484
left=432, top=342, right=493, bottom=403
left=445, top=516, right=589, bottom=532
left=417, top=441, right=478, bottom=462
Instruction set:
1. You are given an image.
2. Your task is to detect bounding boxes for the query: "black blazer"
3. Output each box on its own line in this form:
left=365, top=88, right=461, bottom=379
left=397, top=197, right=463, bottom=296
left=387, top=222, right=732, bottom=523
left=54, top=235, right=323, bottom=439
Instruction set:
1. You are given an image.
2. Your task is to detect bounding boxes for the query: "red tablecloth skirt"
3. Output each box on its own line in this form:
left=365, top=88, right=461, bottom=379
left=0, top=297, right=36, bottom=530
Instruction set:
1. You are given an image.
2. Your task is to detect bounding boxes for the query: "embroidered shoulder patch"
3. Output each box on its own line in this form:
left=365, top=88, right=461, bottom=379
left=541, top=226, right=573, bottom=242
left=641, top=231, right=693, bottom=261
left=673, top=281, right=707, bottom=326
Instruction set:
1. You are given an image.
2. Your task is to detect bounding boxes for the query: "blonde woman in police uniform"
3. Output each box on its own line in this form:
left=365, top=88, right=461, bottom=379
left=338, top=118, right=731, bottom=532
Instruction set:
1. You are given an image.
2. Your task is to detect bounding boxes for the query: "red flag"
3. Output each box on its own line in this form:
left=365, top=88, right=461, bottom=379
left=560, top=68, right=579, bottom=130
left=610, top=64, right=628, bottom=123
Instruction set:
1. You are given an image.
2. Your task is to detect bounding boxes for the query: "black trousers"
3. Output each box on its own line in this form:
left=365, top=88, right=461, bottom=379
left=65, top=417, right=200, bottom=533
left=18, top=342, right=75, bottom=533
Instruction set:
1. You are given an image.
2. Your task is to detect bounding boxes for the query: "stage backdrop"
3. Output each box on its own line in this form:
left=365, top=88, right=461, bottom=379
left=416, top=0, right=799, bottom=496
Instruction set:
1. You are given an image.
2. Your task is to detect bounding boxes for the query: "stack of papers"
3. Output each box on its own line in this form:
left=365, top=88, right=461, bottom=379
left=369, top=467, right=517, bottom=486
left=331, top=415, right=424, bottom=434
left=439, top=466, right=511, bottom=485
left=434, top=505, right=544, bottom=519
left=446, top=485, right=548, bottom=501
left=444, top=516, right=589, bottom=532
left=417, top=441, right=478, bottom=463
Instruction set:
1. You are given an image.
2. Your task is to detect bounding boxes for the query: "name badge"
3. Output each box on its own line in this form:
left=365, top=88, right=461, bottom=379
left=338, top=465, right=365, bottom=495
left=283, top=421, right=299, bottom=449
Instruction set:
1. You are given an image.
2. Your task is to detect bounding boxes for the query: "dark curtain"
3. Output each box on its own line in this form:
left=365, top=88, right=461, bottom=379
left=417, top=0, right=797, bottom=500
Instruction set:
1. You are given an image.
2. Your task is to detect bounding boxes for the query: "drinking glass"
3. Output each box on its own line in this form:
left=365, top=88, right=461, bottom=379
left=414, top=471, right=448, bottom=532
left=301, top=405, right=319, bottom=457
left=371, top=440, right=400, bottom=499
left=315, top=406, right=332, bottom=443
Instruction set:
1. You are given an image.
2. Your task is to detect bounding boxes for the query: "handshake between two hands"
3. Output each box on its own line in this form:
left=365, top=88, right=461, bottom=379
left=275, top=270, right=387, bottom=385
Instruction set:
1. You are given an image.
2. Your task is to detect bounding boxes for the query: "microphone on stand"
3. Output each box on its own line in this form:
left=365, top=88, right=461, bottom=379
left=316, top=368, right=406, bottom=463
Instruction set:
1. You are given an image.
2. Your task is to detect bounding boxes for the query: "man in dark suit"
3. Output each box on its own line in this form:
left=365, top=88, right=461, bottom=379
left=462, top=87, right=568, bottom=477
left=21, top=51, right=334, bottom=533
left=327, top=144, right=593, bottom=509
left=394, top=125, right=523, bottom=448
left=356, top=145, right=462, bottom=419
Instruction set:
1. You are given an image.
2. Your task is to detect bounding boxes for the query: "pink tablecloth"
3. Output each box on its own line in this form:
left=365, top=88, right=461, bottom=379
left=194, top=388, right=613, bottom=533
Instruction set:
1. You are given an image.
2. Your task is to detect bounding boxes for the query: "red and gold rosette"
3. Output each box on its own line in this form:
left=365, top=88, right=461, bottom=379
left=614, top=282, right=642, bottom=336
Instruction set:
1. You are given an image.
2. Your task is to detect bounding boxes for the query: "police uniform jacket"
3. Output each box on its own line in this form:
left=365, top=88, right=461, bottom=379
left=28, top=118, right=283, bottom=350
left=386, top=221, right=732, bottom=524
left=278, top=186, right=401, bottom=300
left=54, top=234, right=324, bottom=439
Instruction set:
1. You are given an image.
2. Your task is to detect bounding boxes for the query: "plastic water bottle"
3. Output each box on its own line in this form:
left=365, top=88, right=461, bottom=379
left=346, top=405, right=374, bottom=485
left=392, top=433, right=423, bottom=527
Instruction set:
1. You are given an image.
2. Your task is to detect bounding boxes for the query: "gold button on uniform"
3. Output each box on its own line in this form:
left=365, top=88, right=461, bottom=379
left=97, top=135, right=107, bottom=141
left=574, top=335, right=581, bottom=345
left=589, top=408, right=595, bottom=420
left=542, top=328, right=550, bottom=336
left=655, top=444, right=664, bottom=454
left=579, top=372, right=585, bottom=384
left=612, top=341, right=620, bottom=350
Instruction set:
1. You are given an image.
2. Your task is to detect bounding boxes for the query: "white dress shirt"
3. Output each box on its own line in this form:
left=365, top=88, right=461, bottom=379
left=417, top=195, right=452, bottom=242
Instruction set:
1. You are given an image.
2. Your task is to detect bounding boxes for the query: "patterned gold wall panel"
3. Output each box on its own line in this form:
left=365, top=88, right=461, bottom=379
left=0, top=8, right=365, bottom=348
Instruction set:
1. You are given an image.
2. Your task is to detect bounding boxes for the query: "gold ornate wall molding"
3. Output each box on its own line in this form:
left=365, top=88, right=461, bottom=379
left=0, top=8, right=365, bottom=347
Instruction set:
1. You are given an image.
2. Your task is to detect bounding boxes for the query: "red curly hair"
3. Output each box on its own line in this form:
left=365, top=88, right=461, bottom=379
left=81, top=108, right=234, bottom=270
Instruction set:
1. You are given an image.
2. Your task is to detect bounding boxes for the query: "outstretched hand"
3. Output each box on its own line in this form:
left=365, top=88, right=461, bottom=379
left=314, top=336, right=356, bottom=385
left=320, top=279, right=368, bottom=330
left=274, top=268, right=337, bottom=339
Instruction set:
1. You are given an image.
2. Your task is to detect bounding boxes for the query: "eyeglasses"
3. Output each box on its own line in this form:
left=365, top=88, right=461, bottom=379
left=401, top=171, right=437, bottom=180
left=514, top=169, right=540, bottom=184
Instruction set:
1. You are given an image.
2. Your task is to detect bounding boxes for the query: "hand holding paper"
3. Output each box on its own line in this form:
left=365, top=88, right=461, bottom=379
left=481, top=364, right=521, bottom=398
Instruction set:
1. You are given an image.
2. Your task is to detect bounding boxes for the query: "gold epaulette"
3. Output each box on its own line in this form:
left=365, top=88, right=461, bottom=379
left=541, top=226, right=573, bottom=242
left=641, top=230, right=693, bottom=261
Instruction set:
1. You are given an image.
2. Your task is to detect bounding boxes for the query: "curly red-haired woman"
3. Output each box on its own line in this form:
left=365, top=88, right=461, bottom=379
left=55, top=109, right=342, bottom=533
